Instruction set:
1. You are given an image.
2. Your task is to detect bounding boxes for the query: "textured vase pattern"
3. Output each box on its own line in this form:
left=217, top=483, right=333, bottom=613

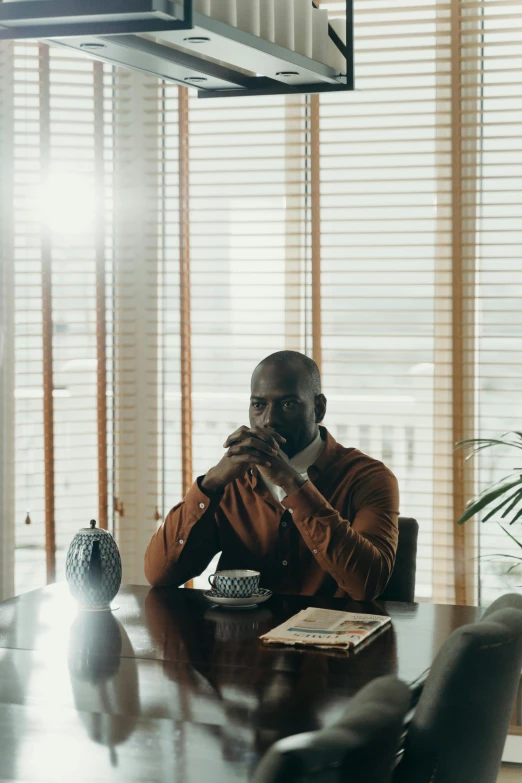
left=66, top=530, right=122, bottom=609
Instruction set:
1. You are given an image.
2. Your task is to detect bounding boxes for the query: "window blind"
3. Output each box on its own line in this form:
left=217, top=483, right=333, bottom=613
left=466, top=0, right=522, bottom=601
left=110, top=68, right=178, bottom=582
left=187, top=93, right=312, bottom=480
left=46, top=47, right=111, bottom=580
left=185, top=92, right=312, bottom=587
left=5, top=42, right=115, bottom=594
left=2, top=1, right=521, bottom=604
left=11, top=42, right=47, bottom=593
left=0, top=40, right=15, bottom=598
left=3, top=48, right=184, bottom=591
left=320, top=0, right=454, bottom=599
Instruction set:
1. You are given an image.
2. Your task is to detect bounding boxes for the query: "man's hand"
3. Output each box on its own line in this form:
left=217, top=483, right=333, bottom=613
left=255, top=436, right=307, bottom=497
left=201, top=425, right=291, bottom=495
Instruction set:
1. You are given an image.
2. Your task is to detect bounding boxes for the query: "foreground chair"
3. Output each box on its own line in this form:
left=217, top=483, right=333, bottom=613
left=393, top=599, right=522, bottom=783
left=253, top=675, right=411, bottom=783
left=379, top=517, right=419, bottom=602
left=482, top=591, right=522, bottom=619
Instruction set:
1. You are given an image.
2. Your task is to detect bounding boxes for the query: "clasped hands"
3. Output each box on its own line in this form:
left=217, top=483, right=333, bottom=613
left=201, top=425, right=306, bottom=497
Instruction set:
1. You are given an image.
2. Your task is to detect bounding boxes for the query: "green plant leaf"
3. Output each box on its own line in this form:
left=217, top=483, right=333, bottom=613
left=457, top=478, right=522, bottom=525
left=509, top=504, right=522, bottom=525
left=457, top=440, right=512, bottom=463
left=457, top=437, right=509, bottom=449
left=500, top=524, right=522, bottom=552
left=500, top=431, right=522, bottom=445
left=457, top=438, right=508, bottom=449
left=482, top=487, right=522, bottom=522
left=501, top=488, right=522, bottom=519
left=456, top=433, right=522, bottom=461
left=463, top=446, right=510, bottom=463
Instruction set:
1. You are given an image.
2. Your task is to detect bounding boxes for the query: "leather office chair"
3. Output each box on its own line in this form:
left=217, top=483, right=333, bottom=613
left=253, top=675, right=411, bottom=783
left=393, top=599, right=522, bottom=783
left=379, top=517, right=419, bottom=603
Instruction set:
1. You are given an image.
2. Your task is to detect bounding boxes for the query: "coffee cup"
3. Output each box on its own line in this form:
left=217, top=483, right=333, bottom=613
left=208, top=569, right=260, bottom=598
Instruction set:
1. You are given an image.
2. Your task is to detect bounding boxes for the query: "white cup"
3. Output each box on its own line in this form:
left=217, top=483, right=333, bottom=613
left=208, top=569, right=261, bottom=598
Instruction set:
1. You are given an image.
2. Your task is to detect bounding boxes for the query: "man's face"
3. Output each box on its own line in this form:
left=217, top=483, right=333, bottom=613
left=249, top=362, right=325, bottom=459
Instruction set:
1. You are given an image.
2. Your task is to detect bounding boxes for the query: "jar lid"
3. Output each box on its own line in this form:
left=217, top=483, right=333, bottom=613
left=78, top=519, right=111, bottom=534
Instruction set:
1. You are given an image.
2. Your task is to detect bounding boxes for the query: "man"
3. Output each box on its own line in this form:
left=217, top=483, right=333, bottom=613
left=145, top=351, right=399, bottom=600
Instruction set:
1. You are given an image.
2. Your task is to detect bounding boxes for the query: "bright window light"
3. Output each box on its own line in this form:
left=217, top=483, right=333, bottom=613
left=38, top=172, right=96, bottom=236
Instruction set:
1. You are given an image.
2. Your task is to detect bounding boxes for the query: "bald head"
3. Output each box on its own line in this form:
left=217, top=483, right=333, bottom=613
left=253, top=351, right=321, bottom=397
left=250, top=351, right=326, bottom=458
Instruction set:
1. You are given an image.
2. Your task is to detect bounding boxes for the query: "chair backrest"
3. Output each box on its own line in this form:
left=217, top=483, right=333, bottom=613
left=482, top=591, right=522, bottom=619
left=253, top=675, right=411, bottom=783
left=379, top=517, right=419, bottom=602
left=393, top=603, right=522, bottom=783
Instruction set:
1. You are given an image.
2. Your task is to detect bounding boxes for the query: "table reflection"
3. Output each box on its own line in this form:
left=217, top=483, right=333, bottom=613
left=68, top=611, right=140, bottom=767
left=144, top=588, right=397, bottom=763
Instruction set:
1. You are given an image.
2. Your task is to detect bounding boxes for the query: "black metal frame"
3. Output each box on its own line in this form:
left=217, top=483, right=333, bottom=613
left=0, top=0, right=194, bottom=38
left=0, top=0, right=354, bottom=98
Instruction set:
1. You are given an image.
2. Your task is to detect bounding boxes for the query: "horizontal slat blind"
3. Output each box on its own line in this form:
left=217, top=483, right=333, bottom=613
left=320, top=0, right=453, bottom=599
left=4, top=2, right=521, bottom=604
left=467, top=0, right=522, bottom=601
left=12, top=42, right=47, bottom=593
left=47, top=46, right=107, bottom=577
left=9, top=42, right=114, bottom=593
left=188, top=94, right=311, bottom=479
left=0, top=40, right=16, bottom=598
left=186, top=92, right=311, bottom=588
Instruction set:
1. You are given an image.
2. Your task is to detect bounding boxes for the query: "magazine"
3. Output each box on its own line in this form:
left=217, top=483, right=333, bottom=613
left=259, top=607, right=391, bottom=651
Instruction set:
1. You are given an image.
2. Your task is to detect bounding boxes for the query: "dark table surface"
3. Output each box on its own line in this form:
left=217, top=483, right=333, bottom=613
left=0, top=584, right=481, bottom=782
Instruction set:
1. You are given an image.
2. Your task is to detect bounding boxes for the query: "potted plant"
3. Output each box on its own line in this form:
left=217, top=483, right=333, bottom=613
left=457, top=432, right=522, bottom=586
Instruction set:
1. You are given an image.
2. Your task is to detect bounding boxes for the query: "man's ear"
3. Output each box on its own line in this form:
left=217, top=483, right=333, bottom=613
left=315, top=394, right=327, bottom=424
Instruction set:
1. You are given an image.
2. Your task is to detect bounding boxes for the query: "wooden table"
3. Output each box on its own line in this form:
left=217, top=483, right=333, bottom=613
left=0, top=584, right=481, bottom=782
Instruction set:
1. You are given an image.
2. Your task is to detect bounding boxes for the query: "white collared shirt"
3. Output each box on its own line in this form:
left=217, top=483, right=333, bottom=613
left=258, top=430, right=325, bottom=505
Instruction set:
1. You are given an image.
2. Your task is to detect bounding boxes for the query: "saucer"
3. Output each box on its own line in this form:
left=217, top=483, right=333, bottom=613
left=203, top=588, right=272, bottom=610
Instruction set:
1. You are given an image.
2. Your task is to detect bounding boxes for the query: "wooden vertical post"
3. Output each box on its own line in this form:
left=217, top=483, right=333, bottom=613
left=451, top=0, right=480, bottom=606
left=94, top=61, right=108, bottom=530
left=284, top=95, right=307, bottom=351
left=39, top=44, right=56, bottom=583
left=0, top=41, right=16, bottom=599
left=178, top=86, right=193, bottom=499
left=310, top=93, right=322, bottom=373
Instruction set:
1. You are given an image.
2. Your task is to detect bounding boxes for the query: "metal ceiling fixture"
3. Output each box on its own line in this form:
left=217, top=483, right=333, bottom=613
left=0, top=0, right=354, bottom=98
